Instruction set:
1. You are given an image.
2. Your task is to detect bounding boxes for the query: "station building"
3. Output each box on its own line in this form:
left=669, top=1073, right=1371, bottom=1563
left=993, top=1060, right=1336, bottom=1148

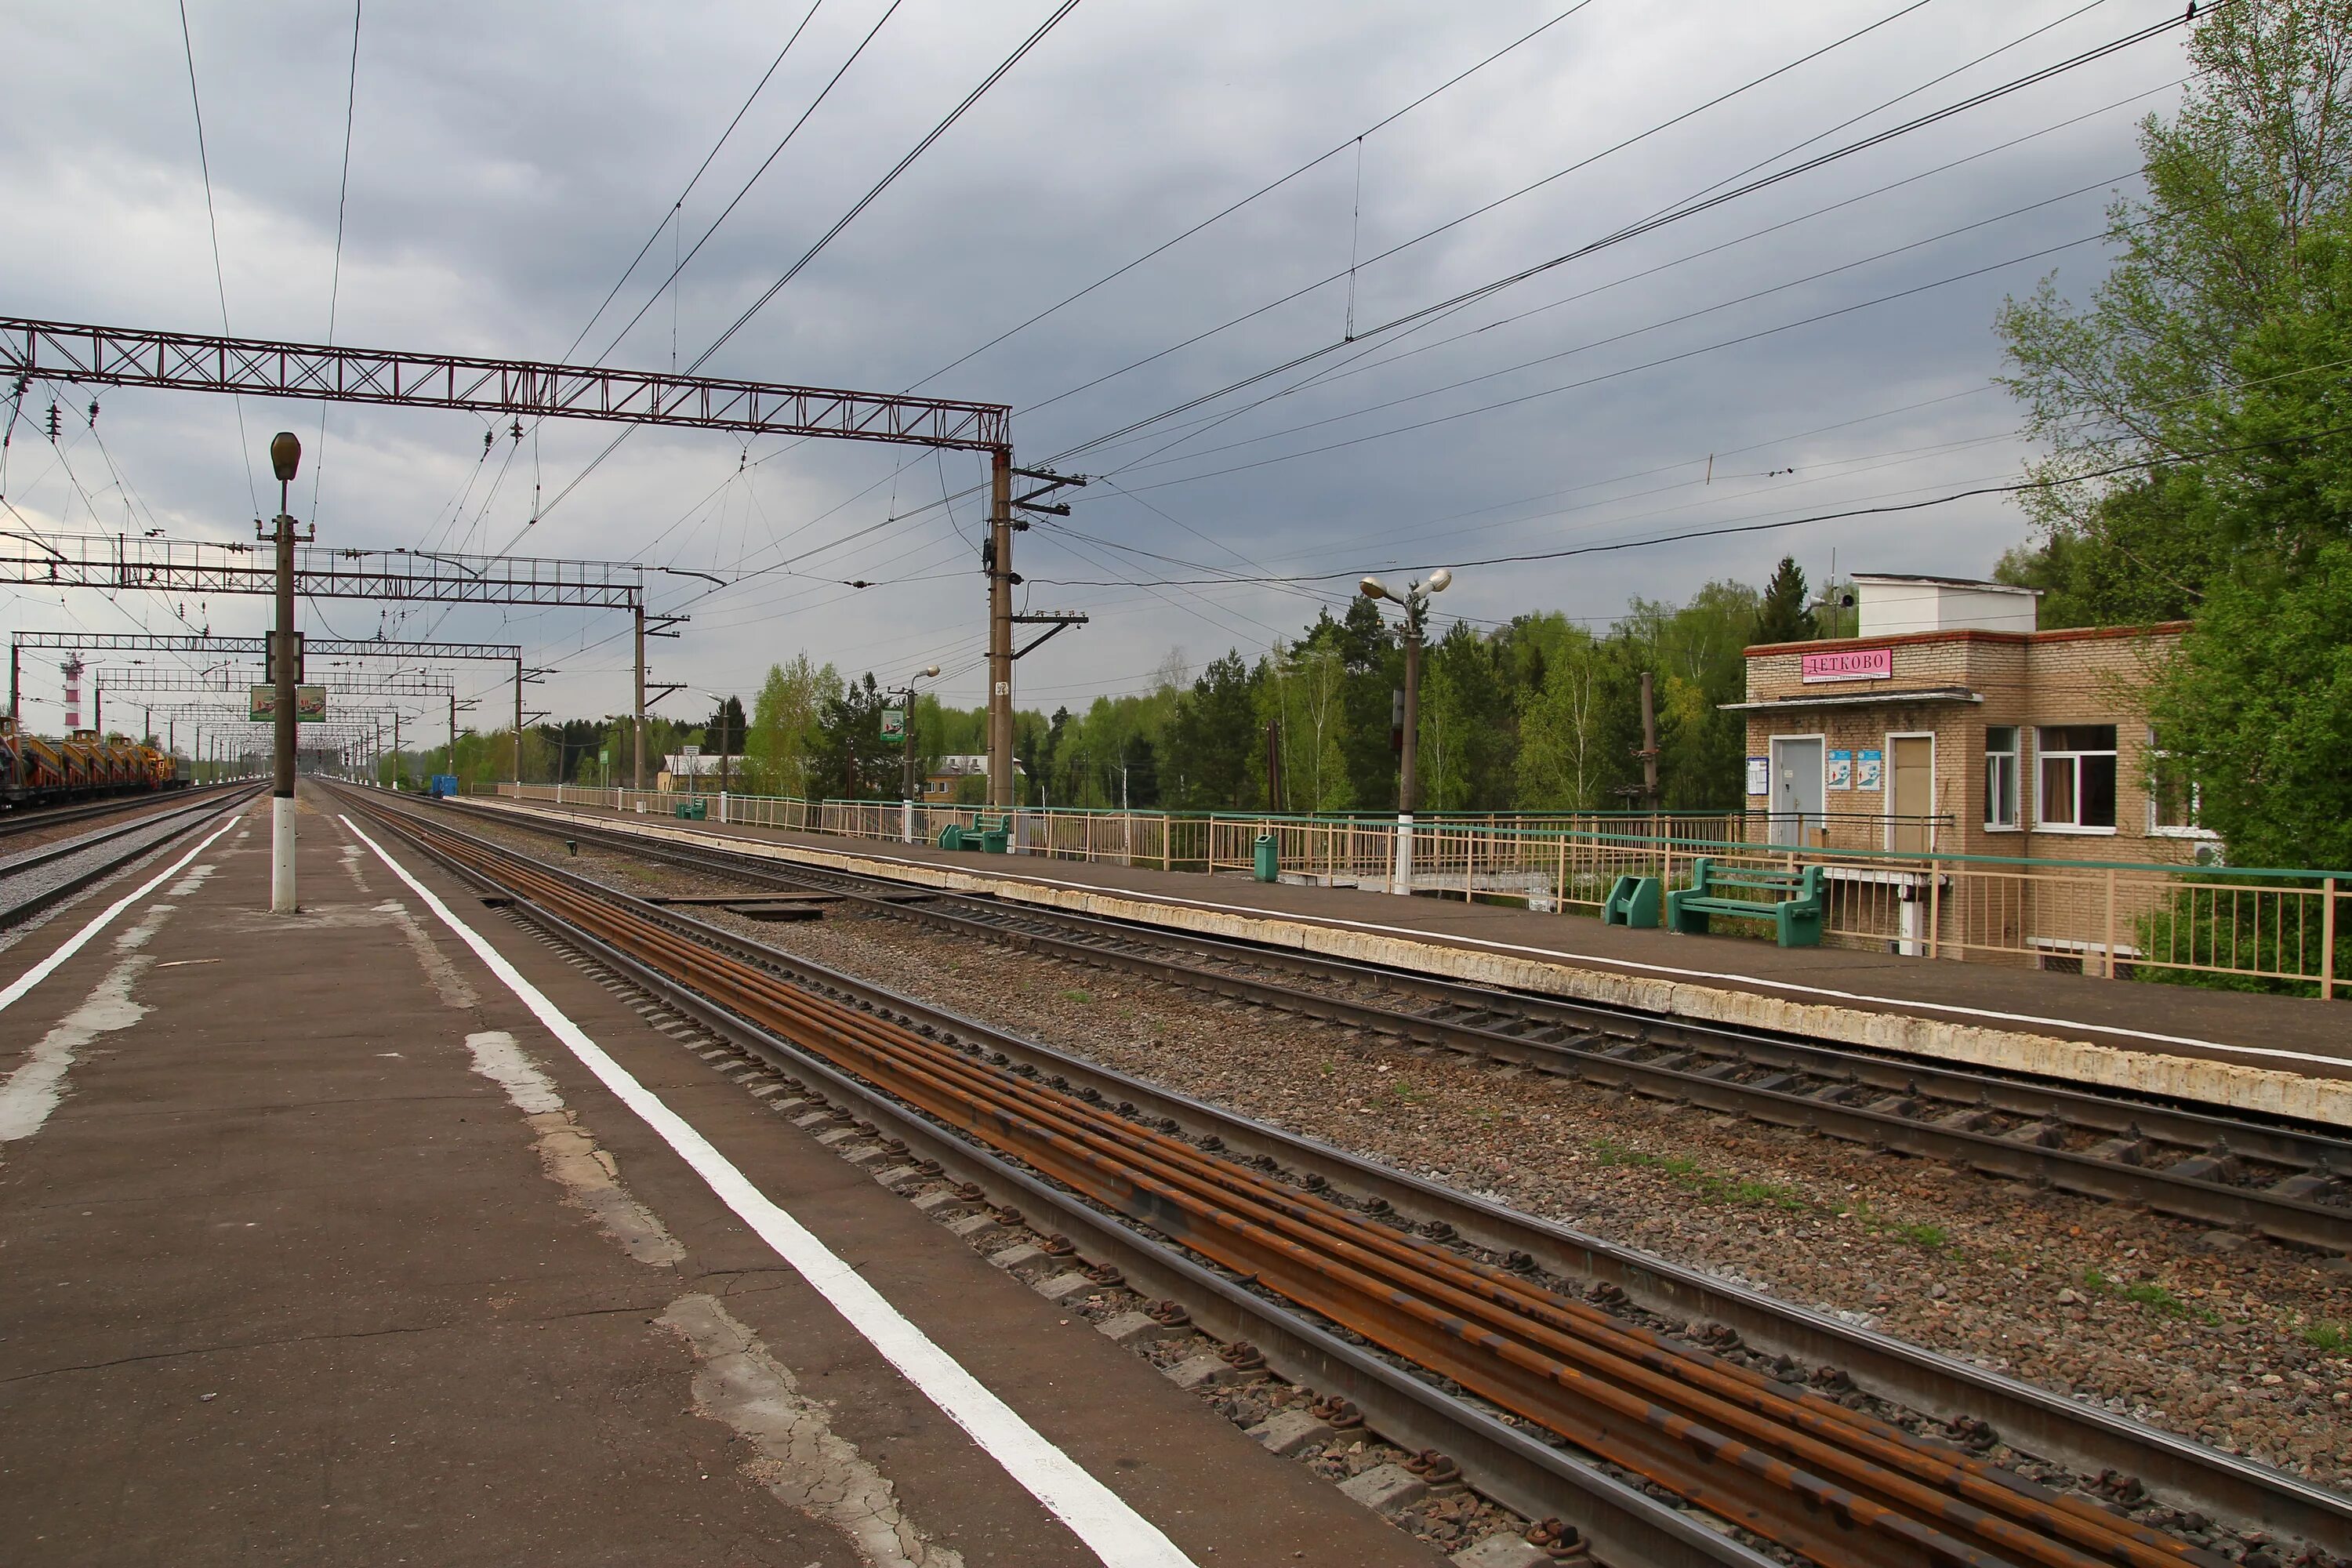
left=1729, top=574, right=2205, bottom=861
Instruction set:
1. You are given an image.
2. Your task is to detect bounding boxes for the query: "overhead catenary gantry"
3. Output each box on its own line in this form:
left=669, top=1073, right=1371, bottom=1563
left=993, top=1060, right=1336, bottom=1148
left=9, top=630, right=526, bottom=783
left=3, top=316, right=1076, bottom=806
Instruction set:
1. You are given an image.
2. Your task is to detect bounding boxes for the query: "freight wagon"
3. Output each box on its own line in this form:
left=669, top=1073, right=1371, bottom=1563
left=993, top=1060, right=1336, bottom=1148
left=2, top=718, right=192, bottom=809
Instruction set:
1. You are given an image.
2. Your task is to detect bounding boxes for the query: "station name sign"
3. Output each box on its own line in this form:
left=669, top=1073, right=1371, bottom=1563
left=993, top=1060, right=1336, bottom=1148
left=1800, top=648, right=1893, bottom=683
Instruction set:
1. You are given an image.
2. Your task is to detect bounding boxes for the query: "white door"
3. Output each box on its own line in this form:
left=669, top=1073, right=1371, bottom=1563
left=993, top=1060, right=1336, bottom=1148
left=1769, top=737, right=1824, bottom=846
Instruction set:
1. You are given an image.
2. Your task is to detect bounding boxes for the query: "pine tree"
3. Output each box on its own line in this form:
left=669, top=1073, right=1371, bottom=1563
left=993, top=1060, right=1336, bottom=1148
left=1752, top=557, right=1817, bottom=644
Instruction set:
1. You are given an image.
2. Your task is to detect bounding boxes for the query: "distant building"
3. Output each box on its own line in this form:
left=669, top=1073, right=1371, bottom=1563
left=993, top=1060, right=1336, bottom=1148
left=919, top=754, right=1019, bottom=800
left=1727, top=575, right=2202, bottom=861
left=656, top=752, right=735, bottom=792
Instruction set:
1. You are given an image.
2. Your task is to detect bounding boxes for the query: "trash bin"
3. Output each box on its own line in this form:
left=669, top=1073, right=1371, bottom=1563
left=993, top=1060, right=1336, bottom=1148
left=1252, top=833, right=1279, bottom=883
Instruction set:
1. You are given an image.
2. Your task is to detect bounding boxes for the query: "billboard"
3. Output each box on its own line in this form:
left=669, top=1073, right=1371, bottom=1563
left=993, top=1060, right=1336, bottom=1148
left=249, top=684, right=328, bottom=722
left=880, top=706, right=906, bottom=743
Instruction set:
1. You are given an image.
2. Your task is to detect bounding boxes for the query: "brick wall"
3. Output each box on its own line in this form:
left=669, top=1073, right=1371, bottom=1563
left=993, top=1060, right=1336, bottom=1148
left=1740, top=626, right=2192, bottom=862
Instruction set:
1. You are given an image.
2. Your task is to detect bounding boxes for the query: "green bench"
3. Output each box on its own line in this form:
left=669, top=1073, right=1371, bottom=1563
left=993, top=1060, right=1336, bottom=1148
left=674, top=797, right=708, bottom=821
left=937, top=813, right=1011, bottom=854
left=1664, top=858, right=1825, bottom=947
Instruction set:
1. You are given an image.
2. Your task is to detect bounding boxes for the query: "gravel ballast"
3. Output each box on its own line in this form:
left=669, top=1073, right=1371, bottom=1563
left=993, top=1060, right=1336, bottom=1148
left=449, top=822, right=2352, bottom=1501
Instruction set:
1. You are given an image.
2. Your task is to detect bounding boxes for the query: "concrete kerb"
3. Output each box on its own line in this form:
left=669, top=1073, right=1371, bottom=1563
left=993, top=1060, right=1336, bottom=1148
left=469, top=797, right=2352, bottom=1131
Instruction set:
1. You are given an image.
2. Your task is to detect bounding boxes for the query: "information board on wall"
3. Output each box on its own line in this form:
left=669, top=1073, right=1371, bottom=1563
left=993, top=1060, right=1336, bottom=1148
left=1827, top=749, right=1853, bottom=789
left=1745, top=756, right=1769, bottom=797
left=1856, top=748, right=1882, bottom=790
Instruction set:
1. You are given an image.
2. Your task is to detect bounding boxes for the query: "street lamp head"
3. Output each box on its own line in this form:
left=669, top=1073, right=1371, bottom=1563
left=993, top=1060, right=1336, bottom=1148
left=919, top=665, right=941, bottom=678
left=269, top=431, right=302, bottom=483
left=1359, top=576, right=1392, bottom=602
left=1426, top=568, right=1453, bottom=594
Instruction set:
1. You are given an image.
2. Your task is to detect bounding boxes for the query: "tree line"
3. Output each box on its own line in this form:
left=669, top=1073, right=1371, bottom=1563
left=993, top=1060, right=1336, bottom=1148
left=411, top=556, right=1830, bottom=815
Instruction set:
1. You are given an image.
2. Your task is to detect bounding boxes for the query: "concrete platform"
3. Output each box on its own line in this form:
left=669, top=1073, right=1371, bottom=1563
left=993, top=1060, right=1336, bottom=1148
left=477, top=794, right=2352, bottom=1130
left=0, top=786, right=1443, bottom=1566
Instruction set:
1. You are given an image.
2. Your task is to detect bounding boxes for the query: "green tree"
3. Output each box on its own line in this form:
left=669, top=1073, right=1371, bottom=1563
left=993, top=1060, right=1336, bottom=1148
left=2147, top=542, right=2352, bottom=868
left=745, top=654, right=837, bottom=797
left=1991, top=472, right=2223, bottom=628
left=1165, top=650, right=1261, bottom=808
left=812, top=672, right=895, bottom=798
left=1998, top=0, right=2352, bottom=557
left=1751, top=557, right=1816, bottom=644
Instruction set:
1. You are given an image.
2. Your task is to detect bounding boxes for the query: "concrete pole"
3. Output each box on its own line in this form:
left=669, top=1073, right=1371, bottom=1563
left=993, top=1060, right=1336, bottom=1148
left=1395, top=597, right=1421, bottom=896
left=514, top=659, right=524, bottom=793
left=448, top=690, right=458, bottom=781
left=985, top=448, right=1014, bottom=808
left=633, top=604, right=647, bottom=791
left=5, top=643, right=15, bottom=794
left=269, top=434, right=301, bottom=915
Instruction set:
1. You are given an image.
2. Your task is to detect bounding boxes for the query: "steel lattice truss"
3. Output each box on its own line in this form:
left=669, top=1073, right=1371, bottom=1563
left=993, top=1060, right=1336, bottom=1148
left=9, top=631, right=524, bottom=662
left=98, top=668, right=456, bottom=698
left=2, top=317, right=1010, bottom=452
left=2, top=535, right=644, bottom=608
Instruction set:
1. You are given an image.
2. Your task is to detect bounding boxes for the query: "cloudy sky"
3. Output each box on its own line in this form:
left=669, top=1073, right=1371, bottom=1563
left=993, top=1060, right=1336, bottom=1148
left=1, top=0, right=2190, bottom=735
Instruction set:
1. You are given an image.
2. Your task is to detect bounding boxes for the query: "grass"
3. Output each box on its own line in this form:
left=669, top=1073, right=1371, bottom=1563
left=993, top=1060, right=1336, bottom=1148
left=1591, top=1139, right=1809, bottom=1211
left=2080, top=1267, right=2220, bottom=1324
left=1059, top=988, right=1093, bottom=1004
left=2303, top=1321, right=2350, bottom=1353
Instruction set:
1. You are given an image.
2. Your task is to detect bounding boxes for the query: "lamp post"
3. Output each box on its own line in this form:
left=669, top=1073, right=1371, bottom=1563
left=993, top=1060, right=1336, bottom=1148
left=888, top=665, right=941, bottom=843
left=1359, top=568, right=1453, bottom=895
left=266, top=431, right=303, bottom=913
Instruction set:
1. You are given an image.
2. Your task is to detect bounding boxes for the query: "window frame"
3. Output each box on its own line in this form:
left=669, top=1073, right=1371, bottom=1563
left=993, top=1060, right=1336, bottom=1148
left=2145, top=726, right=2217, bottom=840
left=2034, top=724, right=2118, bottom=835
left=1983, top=725, right=2020, bottom=832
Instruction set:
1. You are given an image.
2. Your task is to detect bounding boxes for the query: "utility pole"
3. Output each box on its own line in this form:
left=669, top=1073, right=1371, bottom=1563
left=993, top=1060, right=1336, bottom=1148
left=1637, top=670, right=1661, bottom=808
left=513, top=659, right=524, bottom=792
left=448, top=689, right=458, bottom=780
left=1360, top=568, right=1454, bottom=895
left=392, top=710, right=401, bottom=789
left=265, top=431, right=303, bottom=914
left=981, top=459, right=1090, bottom=815
left=888, top=666, right=940, bottom=844
left=633, top=604, right=646, bottom=790
left=985, top=449, right=1014, bottom=808
left=5, top=643, right=16, bottom=796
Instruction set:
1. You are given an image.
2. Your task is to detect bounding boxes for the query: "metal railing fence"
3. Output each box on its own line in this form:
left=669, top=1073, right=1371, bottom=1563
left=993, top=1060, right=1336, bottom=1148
left=495, top=782, right=2343, bottom=997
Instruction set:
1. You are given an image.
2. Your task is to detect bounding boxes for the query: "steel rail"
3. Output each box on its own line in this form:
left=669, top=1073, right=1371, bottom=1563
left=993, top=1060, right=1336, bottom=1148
left=341, top=790, right=2278, bottom=1568
left=0, top=786, right=262, bottom=930
left=456, top=800, right=2352, bottom=1250
left=0, top=783, right=241, bottom=841
left=426, top=791, right=2352, bottom=1552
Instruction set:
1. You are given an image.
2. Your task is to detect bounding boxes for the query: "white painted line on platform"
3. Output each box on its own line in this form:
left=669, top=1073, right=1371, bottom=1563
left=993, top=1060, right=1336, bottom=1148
left=0, top=816, right=240, bottom=1019
left=0, top=904, right=169, bottom=1142
left=343, top=814, right=1200, bottom=1568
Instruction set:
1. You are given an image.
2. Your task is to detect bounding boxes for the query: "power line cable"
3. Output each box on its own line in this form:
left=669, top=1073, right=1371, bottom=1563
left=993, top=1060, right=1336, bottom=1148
left=1036, top=416, right=2352, bottom=588
left=1044, top=2, right=2209, bottom=467
left=1025, top=0, right=1951, bottom=435
left=581, top=0, right=889, bottom=372
left=905, top=0, right=1606, bottom=394
left=561, top=0, right=829, bottom=365
left=310, top=0, right=365, bottom=524
left=174, top=0, right=260, bottom=518
left=529, top=0, right=1083, bottom=535
left=1110, top=175, right=2131, bottom=481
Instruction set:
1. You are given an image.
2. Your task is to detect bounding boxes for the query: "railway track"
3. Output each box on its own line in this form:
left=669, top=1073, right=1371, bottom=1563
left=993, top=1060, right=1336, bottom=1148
left=339, top=786, right=2352, bottom=1567
left=447, top=796, right=2352, bottom=1257
left=0, top=783, right=243, bottom=843
left=0, top=784, right=261, bottom=931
